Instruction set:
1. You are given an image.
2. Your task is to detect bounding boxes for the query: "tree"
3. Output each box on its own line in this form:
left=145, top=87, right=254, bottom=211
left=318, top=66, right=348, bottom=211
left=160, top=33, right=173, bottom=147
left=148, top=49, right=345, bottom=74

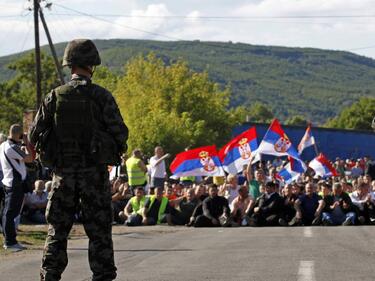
left=246, top=102, right=274, bottom=123
left=0, top=52, right=60, bottom=132
left=114, top=54, right=236, bottom=156
left=285, top=115, right=308, bottom=126
left=92, top=66, right=118, bottom=93
left=325, top=97, right=375, bottom=130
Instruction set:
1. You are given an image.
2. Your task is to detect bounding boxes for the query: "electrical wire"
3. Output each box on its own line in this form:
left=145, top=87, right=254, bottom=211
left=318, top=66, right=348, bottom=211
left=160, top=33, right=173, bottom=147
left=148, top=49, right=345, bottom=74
left=54, top=3, right=183, bottom=41
left=18, top=13, right=33, bottom=54
left=54, top=4, right=375, bottom=56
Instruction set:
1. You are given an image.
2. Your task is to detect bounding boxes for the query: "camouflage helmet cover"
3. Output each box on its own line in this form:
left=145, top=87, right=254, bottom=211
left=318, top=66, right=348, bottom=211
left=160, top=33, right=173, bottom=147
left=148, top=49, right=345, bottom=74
left=62, top=39, right=101, bottom=67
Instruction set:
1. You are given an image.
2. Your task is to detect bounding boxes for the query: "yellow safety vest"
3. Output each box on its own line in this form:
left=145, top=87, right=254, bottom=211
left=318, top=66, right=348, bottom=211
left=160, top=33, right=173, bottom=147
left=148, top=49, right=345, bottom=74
left=149, top=196, right=169, bottom=224
left=126, top=157, right=146, bottom=186
left=130, top=196, right=147, bottom=215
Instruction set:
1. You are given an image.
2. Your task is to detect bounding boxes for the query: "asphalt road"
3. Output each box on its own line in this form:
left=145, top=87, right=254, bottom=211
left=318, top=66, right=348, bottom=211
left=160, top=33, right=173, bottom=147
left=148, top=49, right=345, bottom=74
left=1, top=225, right=375, bottom=281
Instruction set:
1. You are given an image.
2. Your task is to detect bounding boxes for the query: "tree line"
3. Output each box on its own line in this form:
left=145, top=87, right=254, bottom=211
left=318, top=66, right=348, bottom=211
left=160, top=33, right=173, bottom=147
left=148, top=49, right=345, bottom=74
left=0, top=52, right=373, bottom=157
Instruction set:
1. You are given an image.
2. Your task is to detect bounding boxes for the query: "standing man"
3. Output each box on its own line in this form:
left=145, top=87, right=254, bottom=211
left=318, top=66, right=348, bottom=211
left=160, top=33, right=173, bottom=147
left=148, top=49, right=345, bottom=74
left=0, top=132, right=8, bottom=234
left=29, top=39, right=128, bottom=281
left=149, top=146, right=170, bottom=190
left=126, top=149, right=147, bottom=190
left=1, top=124, right=34, bottom=251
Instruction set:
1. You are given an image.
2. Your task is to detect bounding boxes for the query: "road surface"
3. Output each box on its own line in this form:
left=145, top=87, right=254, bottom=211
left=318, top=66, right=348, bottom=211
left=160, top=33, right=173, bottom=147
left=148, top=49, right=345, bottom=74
left=1, top=225, right=374, bottom=281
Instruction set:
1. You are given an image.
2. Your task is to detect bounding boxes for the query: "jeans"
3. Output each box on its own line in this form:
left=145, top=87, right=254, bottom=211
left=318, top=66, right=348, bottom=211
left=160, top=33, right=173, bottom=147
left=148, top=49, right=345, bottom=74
left=2, top=184, right=24, bottom=246
left=322, top=211, right=356, bottom=225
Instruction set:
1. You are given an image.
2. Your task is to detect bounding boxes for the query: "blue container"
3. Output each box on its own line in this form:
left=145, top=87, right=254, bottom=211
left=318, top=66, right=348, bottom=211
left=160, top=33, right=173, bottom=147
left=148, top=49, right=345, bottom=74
left=233, top=122, right=375, bottom=161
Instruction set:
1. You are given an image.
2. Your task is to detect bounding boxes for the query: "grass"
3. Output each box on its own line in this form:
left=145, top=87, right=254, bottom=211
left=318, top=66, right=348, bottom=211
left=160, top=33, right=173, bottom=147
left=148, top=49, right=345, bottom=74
left=0, top=225, right=47, bottom=255
left=0, top=224, right=90, bottom=256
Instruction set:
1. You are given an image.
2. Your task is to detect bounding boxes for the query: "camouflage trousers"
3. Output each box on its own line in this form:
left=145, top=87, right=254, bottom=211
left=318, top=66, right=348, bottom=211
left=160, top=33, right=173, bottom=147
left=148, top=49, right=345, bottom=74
left=40, top=165, right=117, bottom=281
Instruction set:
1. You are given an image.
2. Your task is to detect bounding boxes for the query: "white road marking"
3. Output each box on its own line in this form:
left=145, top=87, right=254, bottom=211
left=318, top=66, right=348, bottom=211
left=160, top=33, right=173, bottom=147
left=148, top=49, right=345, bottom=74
left=304, top=227, right=313, bottom=238
left=297, top=261, right=316, bottom=281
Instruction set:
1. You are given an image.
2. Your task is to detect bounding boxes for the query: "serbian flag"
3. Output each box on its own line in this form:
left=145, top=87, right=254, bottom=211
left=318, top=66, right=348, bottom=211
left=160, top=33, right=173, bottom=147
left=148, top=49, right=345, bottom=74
left=218, top=127, right=258, bottom=174
left=277, top=157, right=307, bottom=184
left=255, top=119, right=301, bottom=161
left=170, top=145, right=225, bottom=177
left=309, top=153, right=338, bottom=177
left=298, top=124, right=316, bottom=155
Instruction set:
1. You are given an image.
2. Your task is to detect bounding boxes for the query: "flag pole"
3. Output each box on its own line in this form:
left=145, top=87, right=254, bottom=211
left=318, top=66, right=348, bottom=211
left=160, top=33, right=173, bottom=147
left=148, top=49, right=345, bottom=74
left=309, top=122, right=319, bottom=156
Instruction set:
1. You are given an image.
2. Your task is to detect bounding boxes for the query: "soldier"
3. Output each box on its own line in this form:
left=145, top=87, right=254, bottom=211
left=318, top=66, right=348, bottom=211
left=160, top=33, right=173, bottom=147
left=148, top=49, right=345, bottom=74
left=29, top=39, right=128, bottom=281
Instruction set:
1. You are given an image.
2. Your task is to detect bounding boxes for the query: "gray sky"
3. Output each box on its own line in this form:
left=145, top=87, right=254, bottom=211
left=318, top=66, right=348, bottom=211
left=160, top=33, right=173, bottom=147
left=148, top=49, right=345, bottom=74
left=1, top=0, right=375, bottom=58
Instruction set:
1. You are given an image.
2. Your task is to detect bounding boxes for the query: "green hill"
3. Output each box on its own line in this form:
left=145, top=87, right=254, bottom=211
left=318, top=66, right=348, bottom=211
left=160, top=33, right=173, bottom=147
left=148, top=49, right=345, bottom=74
left=1, top=39, right=375, bottom=124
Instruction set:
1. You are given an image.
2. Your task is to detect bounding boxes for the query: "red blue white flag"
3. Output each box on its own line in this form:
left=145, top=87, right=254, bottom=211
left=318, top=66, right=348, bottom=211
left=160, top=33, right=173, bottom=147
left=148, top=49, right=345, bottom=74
left=309, top=153, right=338, bottom=177
left=218, top=127, right=258, bottom=174
left=298, top=124, right=316, bottom=155
left=170, top=145, right=225, bottom=177
left=277, top=157, right=307, bottom=184
left=255, top=119, right=301, bottom=161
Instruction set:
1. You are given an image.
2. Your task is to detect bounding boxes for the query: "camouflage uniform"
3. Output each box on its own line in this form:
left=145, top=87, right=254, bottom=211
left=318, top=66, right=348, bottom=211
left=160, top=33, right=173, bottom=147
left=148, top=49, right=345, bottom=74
left=29, top=39, right=128, bottom=281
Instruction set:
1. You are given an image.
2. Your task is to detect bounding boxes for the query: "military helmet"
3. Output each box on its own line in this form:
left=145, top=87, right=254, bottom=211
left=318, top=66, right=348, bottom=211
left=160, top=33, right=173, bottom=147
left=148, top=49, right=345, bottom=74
left=62, top=39, right=101, bottom=67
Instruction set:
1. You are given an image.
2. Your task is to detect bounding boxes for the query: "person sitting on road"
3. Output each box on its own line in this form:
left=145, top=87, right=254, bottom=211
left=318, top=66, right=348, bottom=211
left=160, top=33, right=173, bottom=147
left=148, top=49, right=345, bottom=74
left=322, top=182, right=357, bottom=226
left=121, top=186, right=147, bottom=226
left=24, top=180, right=48, bottom=224
left=350, top=182, right=375, bottom=224
left=280, top=183, right=299, bottom=225
left=44, top=180, right=53, bottom=194
left=220, top=174, right=240, bottom=206
left=142, top=186, right=172, bottom=225
left=230, top=185, right=253, bottom=226
left=187, top=184, right=209, bottom=226
left=289, top=182, right=325, bottom=226
left=112, top=177, right=132, bottom=224
left=165, top=184, right=177, bottom=207
left=246, top=181, right=285, bottom=227
left=194, top=184, right=231, bottom=227
left=292, top=182, right=303, bottom=197
left=246, top=166, right=266, bottom=201
left=170, top=188, right=199, bottom=225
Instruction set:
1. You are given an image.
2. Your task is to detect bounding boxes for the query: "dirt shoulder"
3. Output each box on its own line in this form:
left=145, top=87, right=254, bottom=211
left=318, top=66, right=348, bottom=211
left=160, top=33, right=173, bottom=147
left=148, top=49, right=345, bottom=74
left=0, top=224, right=184, bottom=258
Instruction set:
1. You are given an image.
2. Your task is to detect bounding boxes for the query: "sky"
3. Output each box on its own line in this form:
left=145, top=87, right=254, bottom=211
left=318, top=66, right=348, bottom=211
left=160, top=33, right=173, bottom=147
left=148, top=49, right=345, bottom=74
left=2, top=0, right=375, bottom=58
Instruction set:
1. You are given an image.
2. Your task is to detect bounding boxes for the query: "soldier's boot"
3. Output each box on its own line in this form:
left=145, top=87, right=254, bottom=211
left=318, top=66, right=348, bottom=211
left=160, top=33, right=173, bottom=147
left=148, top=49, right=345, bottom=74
left=40, top=270, right=62, bottom=281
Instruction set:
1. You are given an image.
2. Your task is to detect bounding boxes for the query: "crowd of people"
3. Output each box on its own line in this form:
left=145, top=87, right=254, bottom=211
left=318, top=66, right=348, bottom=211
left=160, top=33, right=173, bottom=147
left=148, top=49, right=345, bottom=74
left=110, top=147, right=375, bottom=228
left=2, top=144, right=375, bottom=232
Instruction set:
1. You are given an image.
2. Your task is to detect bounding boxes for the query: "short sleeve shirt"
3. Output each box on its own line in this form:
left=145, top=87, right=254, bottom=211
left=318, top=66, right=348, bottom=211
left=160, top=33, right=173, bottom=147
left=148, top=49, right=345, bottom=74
left=0, top=139, right=27, bottom=187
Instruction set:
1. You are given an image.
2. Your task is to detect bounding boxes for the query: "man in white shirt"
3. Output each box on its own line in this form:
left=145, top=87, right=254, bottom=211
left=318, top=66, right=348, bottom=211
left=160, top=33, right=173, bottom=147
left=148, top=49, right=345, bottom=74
left=149, top=146, right=170, bottom=190
left=0, top=133, right=8, bottom=233
left=0, top=124, right=33, bottom=252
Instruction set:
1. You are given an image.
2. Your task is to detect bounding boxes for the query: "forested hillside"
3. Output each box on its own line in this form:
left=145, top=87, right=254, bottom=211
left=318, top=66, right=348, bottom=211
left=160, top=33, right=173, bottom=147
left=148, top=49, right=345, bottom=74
left=1, top=39, right=375, bottom=123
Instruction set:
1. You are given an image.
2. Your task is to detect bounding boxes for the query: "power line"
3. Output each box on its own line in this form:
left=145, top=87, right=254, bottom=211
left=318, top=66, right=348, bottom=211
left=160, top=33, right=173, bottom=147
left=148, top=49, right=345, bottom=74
left=53, top=4, right=375, bottom=56
left=28, top=13, right=375, bottom=19
left=43, top=13, right=375, bottom=26
left=347, top=45, right=375, bottom=51
left=54, top=3, right=183, bottom=41
left=5, top=11, right=375, bottom=20
left=18, top=14, right=33, bottom=54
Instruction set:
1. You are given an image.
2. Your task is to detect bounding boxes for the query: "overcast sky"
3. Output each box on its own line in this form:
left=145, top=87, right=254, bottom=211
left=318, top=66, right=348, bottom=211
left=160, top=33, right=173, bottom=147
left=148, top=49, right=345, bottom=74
left=1, top=0, right=375, bottom=59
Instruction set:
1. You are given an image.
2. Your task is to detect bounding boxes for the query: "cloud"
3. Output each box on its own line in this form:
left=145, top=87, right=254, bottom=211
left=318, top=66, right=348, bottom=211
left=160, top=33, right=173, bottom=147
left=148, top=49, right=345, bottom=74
left=109, top=3, right=172, bottom=39
left=1, top=0, right=375, bottom=59
left=232, top=0, right=375, bottom=17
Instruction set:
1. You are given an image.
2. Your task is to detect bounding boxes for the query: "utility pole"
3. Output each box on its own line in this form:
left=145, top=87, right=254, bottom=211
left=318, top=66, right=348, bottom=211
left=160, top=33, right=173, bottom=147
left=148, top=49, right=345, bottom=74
left=33, top=0, right=42, bottom=110
left=39, top=7, right=65, bottom=85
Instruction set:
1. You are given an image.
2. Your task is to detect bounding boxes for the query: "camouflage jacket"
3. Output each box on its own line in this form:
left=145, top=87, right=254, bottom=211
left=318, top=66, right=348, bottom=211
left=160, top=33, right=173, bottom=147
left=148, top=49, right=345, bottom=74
left=28, top=75, right=128, bottom=164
